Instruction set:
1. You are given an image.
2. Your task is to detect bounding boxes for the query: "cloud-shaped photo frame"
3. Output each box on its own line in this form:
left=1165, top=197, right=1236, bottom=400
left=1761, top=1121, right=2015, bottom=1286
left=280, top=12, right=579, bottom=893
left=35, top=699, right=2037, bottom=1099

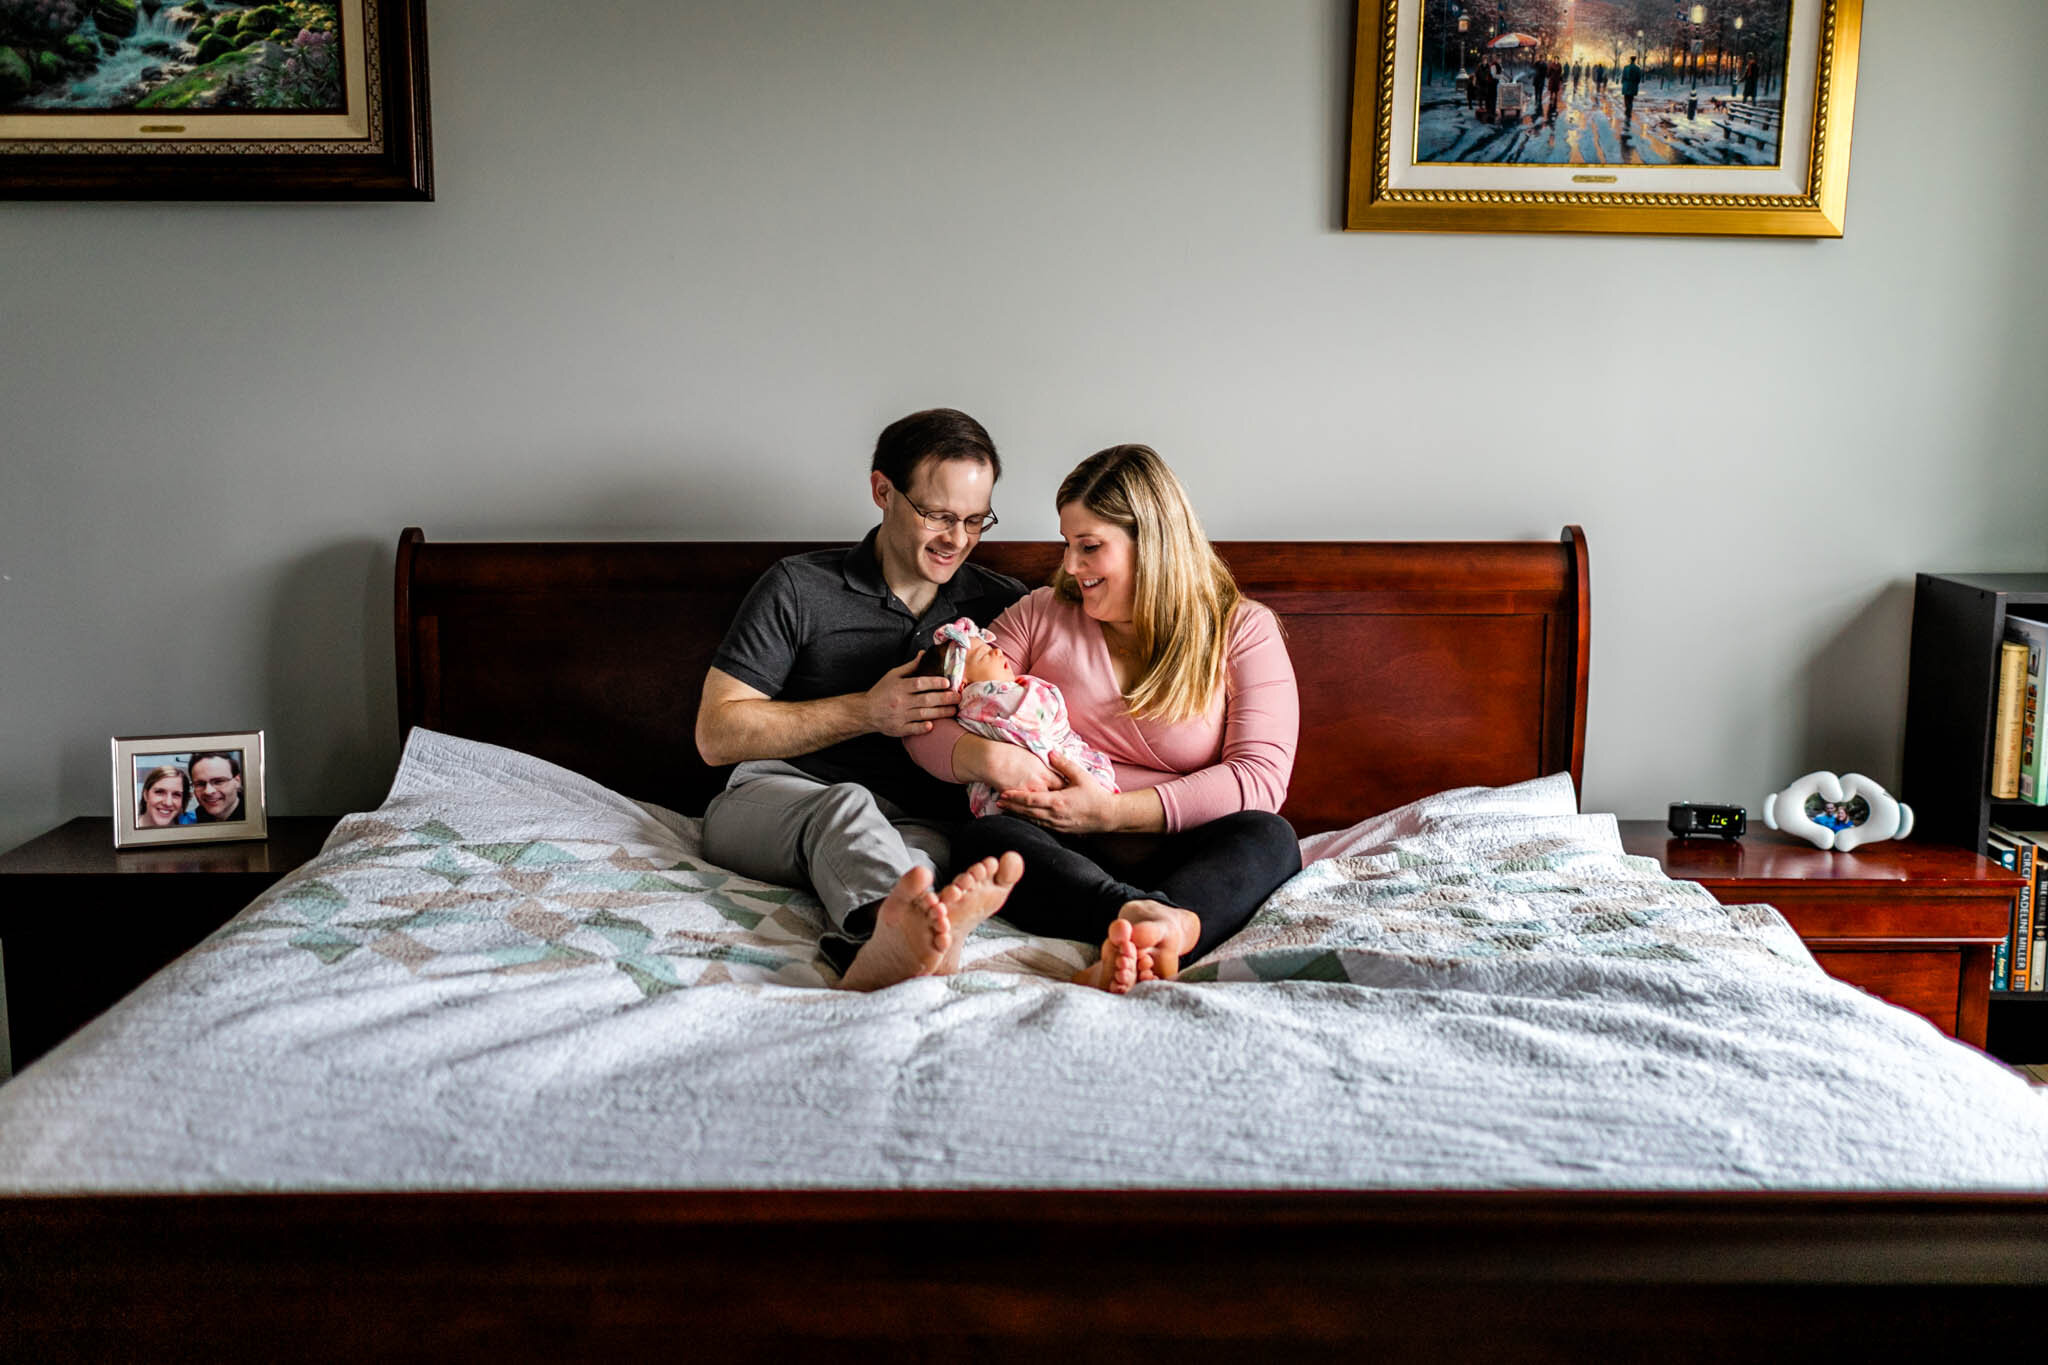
left=1763, top=771, right=1914, bottom=852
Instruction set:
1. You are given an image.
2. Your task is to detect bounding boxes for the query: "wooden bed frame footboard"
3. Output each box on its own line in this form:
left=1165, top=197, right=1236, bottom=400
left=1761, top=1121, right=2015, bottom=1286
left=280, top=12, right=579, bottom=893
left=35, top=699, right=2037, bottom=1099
left=4, top=1190, right=2047, bottom=1357
left=6, top=525, right=2046, bottom=1357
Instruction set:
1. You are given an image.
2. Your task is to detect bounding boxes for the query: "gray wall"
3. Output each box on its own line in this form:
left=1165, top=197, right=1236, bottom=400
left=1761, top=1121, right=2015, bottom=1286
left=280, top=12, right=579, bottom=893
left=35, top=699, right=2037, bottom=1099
left=4, top=0, right=2045, bottom=853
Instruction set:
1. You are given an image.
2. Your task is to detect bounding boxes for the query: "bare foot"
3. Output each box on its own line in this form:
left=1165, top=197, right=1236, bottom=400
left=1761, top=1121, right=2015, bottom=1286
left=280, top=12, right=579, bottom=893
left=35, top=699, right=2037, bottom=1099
left=934, top=852, right=1025, bottom=974
left=1072, top=918, right=1141, bottom=994
left=1118, top=900, right=1201, bottom=984
left=839, top=866, right=948, bottom=991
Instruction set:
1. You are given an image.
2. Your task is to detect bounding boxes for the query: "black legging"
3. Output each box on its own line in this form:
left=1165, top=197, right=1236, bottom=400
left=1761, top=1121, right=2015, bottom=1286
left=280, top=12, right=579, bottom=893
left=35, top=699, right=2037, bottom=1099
left=950, top=810, right=1302, bottom=964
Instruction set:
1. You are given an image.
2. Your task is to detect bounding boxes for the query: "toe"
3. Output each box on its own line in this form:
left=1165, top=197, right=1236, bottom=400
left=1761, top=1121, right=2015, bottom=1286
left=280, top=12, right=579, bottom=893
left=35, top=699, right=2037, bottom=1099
left=953, top=857, right=996, bottom=894
left=1113, top=942, right=1139, bottom=994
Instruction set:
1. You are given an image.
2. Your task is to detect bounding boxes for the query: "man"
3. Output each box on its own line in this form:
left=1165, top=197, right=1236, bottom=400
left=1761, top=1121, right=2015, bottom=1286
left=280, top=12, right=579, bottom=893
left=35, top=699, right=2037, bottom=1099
left=1621, top=56, right=1643, bottom=131
left=696, top=409, right=1034, bottom=991
left=188, top=751, right=245, bottom=822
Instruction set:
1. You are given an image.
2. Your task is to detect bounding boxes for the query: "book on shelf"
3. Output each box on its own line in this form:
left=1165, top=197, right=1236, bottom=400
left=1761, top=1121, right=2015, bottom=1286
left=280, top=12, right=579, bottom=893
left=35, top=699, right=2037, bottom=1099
left=2033, top=834, right=2048, bottom=991
left=2038, top=888, right=2047, bottom=990
left=1989, top=825, right=2043, bottom=992
left=1987, top=831, right=2017, bottom=870
left=1992, top=640, right=2028, bottom=798
left=2016, top=836, right=2034, bottom=993
left=1987, top=831, right=2016, bottom=991
left=2024, top=828, right=2048, bottom=992
left=2005, top=614, right=2048, bottom=805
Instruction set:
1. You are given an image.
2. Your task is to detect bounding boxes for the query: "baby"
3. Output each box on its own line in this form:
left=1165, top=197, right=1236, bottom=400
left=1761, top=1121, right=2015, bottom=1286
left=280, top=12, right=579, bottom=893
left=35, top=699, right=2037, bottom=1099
left=924, top=618, right=1120, bottom=818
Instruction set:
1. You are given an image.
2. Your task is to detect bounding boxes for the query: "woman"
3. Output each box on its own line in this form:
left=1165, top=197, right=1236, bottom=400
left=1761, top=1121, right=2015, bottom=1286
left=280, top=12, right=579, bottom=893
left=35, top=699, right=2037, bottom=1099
left=136, top=765, right=193, bottom=828
left=905, top=444, right=1301, bottom=992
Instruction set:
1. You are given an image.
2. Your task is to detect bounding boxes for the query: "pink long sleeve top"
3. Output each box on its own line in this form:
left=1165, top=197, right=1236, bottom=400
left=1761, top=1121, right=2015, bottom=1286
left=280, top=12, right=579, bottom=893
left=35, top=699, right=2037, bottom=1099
left=904, top=587, right=1299, bottom=832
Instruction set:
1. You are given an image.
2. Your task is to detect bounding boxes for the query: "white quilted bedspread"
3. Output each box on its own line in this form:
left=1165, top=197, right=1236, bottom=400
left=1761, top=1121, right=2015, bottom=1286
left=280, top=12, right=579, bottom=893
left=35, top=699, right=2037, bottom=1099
left=1, top=730, right=2043, bottom=1192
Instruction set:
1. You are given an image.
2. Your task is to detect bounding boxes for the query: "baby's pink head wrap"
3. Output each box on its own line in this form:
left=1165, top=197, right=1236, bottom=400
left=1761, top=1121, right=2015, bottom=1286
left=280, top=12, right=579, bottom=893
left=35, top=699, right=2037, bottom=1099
left=932, top=617, right=996, bottom=689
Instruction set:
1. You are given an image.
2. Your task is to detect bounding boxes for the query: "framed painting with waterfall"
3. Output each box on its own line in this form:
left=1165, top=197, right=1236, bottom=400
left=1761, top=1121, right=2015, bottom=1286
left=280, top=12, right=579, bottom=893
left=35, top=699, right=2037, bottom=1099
left=0, top=0, right=430, bottom=199
left=1345, top=0, right=1861, bottom=236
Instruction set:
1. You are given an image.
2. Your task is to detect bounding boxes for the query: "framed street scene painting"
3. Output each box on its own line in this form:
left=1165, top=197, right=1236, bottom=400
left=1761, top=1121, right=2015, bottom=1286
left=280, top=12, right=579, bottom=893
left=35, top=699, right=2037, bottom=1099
left=1346, top=0, right=1862, bottom=236
left=112, top=731, right=267, bottom=848
left=0, top=0, right=430, bottom=199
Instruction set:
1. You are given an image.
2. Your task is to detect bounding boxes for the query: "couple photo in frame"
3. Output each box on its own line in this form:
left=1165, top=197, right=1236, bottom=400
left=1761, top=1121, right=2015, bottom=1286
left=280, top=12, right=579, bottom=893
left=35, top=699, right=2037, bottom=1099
left=111, top=730, right=267, bottom=848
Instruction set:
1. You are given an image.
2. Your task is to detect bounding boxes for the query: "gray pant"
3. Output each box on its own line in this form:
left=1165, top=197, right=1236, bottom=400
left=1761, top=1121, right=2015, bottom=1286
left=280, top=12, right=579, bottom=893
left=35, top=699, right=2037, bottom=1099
left=701, top=760, right=952, bottom=964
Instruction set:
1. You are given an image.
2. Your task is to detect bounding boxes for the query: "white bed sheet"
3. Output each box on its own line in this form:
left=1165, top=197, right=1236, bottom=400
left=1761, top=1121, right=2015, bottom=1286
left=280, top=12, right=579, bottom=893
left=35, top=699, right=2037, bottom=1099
left=0, top=729, right=2043, bottom=1192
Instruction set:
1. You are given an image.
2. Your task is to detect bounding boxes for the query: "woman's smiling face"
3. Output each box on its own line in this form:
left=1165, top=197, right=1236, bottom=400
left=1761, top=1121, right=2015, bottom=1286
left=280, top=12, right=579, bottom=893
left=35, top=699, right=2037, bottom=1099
left=144, top=773, right=186, bottom=826
left=1059, top=503, right=1136, bottom=627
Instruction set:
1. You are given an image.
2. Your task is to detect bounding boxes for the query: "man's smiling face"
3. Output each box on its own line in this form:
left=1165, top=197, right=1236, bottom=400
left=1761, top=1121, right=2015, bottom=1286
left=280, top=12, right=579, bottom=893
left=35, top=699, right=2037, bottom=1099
left=191, top=755, right=242, bottom=818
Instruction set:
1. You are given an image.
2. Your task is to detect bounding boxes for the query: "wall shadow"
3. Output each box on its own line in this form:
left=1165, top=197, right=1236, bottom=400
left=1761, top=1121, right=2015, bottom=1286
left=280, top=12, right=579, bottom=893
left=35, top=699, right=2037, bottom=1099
left=1793, top=580, right=1916, bottom=792
left=258, top=538, right=402, bottom=819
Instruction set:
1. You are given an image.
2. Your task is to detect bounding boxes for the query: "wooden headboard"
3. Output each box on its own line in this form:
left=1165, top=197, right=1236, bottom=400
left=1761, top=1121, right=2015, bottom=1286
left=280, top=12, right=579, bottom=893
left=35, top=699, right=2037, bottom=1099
left=394, top=528, right=1590, bottom=833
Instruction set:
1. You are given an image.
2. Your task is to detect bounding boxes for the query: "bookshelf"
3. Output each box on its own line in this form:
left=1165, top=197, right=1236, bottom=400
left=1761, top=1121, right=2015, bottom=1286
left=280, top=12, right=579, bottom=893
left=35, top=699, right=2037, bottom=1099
left=1902, top=572, right=2048, bottom=1062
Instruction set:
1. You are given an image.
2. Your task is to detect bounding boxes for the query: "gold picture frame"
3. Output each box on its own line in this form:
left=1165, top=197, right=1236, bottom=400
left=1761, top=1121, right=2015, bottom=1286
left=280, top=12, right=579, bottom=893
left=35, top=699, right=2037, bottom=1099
left=1345, top=0, right=1862, bottom=237
left=112, top=730, right=268, bottom=849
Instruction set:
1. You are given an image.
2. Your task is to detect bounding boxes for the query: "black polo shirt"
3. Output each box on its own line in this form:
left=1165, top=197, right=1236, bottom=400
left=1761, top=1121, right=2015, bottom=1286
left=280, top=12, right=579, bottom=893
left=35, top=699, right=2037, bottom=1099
left=709, top=528, right=1027, bottom=817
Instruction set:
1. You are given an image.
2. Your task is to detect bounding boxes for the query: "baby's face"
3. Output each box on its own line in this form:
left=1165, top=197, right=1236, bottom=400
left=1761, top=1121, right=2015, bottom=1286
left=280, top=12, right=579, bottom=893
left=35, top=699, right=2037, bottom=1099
left=959, top=638, right=1015, bottom=685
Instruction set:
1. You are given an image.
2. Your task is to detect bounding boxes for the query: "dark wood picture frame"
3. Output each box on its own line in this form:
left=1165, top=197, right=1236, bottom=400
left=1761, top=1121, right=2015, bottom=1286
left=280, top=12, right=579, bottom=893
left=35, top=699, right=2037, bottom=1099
left=0, top=0, right=431, bottom=201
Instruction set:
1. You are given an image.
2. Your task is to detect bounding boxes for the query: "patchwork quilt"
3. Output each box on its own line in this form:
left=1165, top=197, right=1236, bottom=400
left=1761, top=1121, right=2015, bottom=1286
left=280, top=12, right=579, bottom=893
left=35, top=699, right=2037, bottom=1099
left=0, top=730, right=2043, bottom=1192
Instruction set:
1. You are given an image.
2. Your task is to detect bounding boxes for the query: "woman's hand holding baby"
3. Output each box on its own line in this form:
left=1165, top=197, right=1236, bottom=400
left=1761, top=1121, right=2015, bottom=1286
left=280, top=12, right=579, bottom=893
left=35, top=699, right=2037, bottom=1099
left=998, top=752, right=1163, bottom=834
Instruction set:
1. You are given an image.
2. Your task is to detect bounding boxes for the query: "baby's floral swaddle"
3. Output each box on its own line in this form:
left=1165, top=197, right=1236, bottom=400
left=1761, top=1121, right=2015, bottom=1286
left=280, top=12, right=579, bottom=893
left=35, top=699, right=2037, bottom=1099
left=957, top=677, right=1121, bottom=817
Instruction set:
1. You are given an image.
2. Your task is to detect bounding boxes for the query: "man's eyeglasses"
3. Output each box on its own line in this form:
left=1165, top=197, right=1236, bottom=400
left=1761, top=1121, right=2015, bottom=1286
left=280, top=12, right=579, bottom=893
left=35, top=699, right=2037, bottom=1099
left=195, top=778, right=238, bottom=791
left=898, top=490, right=998, bottom=536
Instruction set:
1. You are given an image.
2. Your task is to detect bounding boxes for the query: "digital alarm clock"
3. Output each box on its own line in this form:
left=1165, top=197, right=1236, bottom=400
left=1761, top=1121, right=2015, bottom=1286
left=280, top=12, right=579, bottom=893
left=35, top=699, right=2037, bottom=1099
left=1668, top=802, right=1747, bottom=839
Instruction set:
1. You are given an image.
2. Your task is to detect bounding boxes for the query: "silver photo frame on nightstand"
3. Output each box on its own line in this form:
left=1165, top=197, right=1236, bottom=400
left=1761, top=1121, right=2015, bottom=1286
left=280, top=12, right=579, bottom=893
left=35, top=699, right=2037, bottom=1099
left=111, top=731, right=268, bottom=849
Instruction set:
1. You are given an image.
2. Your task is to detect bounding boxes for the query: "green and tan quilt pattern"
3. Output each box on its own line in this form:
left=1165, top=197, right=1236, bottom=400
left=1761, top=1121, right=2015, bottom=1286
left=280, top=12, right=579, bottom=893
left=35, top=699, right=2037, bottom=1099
left=201, top=810, right=1089, bottom=995
left=1191, top=829, right=1816, bottom=989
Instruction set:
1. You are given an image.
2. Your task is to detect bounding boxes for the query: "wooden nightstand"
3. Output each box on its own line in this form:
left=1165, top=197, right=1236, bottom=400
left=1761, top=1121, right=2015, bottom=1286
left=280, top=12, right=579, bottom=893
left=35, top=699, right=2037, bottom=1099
left=0, top=815, right=341, bottom=1079
left=1616, top=822, right=2017, bottom=1051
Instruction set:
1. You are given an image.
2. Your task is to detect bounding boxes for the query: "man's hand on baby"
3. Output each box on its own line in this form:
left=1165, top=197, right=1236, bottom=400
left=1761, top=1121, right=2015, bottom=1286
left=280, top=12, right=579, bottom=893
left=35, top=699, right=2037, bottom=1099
left=999, top=752, right=1117, bottom=833
left=866, top=657, right=958, bottom=737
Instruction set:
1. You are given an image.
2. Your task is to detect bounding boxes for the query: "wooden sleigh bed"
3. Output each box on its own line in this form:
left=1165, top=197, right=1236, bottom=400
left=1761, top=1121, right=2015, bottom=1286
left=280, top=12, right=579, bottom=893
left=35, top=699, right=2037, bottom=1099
left=5, top=525, right=2047, bottom=1362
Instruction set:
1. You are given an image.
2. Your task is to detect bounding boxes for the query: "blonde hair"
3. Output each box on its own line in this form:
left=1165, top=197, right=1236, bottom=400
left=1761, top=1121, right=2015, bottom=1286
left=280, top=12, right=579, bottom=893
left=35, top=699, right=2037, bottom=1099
left=1051, top=444, right=1243, bottom=725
